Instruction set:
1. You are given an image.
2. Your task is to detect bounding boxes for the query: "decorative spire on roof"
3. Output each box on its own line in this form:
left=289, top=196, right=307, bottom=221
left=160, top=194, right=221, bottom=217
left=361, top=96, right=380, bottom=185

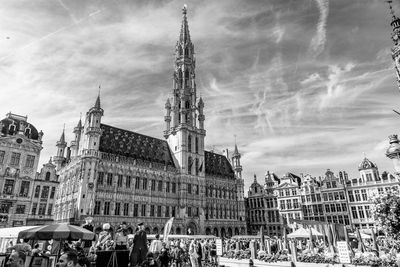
left=253, top=174, right=257, bottom=183
left=58, top=127, right=66, bottom=144
left=179, top=5, right=191, bottom=44
left=94, top=89, right=101, bottom=109
left=232, top=135, right=240, bottom=157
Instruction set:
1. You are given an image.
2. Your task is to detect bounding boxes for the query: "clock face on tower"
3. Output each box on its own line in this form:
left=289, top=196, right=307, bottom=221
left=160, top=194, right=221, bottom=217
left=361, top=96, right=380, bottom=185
left=363, top=162, right=369, bottom=169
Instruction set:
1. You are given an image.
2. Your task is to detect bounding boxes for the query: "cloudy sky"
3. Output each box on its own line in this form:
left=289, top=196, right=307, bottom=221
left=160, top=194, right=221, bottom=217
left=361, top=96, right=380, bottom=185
left=1, top=0, right=400, bottom=191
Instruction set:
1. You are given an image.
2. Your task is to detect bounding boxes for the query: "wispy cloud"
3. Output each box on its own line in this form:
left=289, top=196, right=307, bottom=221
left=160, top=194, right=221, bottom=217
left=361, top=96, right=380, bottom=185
left=308, top=0, right=329, bottom=57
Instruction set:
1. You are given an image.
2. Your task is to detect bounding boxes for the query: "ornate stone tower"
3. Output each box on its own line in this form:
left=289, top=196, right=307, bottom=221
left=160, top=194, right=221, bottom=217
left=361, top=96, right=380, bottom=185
left=70, top=118, right=82, bottom=158
left=164, top=6, right=206, bottom=176
left=388, top=1, right=400, bottom=90
left=53, top=130, right=66, bottom=170
left=80, top=94, right=103, bottom=154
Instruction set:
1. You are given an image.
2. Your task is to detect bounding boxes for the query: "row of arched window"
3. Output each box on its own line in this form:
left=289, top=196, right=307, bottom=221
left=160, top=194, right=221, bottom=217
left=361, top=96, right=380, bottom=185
left=204, top=205, right=238, bottom=220
left=205, top=186, right=237, bottom=200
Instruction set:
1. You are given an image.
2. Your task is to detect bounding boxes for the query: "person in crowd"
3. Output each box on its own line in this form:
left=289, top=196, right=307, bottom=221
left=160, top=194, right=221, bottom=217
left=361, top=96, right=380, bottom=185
left=171, top=241, right=184, bottom=267
left=77, top=254, right=91, bottom=267
left=158, top=242, right=170, bottom=267
left=115, top=221, right=128, bottom=250
left=31, top=243, right=42, bottom=256
left=196, top=240, right=202, bottom=267
left=114, top=222, right=129, bottom=267
left=140, top=252, right=158, bottom=267
left=130, top=222, right=148, bottom=266
left=96, top=223, right=112, bottom=250
left=210, top=241, right=217, bottom=264
left=82, top=217, right=94, bottom=252
left=7, top=251, right=26, bottom=267
left=188, top=239, right=199, bottom=267
left=73, top=242, right=85, bottom=256
left=56, top=250, right=78, bottom=267
left=149, top=234, right=163, bottom=257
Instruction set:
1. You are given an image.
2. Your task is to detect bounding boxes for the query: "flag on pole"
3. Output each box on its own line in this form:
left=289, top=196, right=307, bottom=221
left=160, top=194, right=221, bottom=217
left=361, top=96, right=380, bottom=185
left=163, top=217, right=174, bottom=243
left=272, top=173, right=281, bottom=184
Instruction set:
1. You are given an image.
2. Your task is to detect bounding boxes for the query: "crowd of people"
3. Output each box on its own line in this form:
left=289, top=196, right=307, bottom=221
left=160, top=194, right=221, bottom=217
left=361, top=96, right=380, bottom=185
left=5, top=221, right=221, bottom=267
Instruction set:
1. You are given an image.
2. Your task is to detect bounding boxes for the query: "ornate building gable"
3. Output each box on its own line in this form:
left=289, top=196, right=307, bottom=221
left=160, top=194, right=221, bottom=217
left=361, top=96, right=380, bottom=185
left=99, top=123, right=176, bottom=169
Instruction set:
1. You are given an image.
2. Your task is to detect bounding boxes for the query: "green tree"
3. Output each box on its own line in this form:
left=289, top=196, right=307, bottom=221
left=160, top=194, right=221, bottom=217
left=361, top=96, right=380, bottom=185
left=371, top=189, right=400, bottom=240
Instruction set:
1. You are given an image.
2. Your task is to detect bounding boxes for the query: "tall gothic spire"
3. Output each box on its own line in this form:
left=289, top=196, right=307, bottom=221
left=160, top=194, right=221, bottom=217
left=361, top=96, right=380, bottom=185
left=180, top=5, right=191, bottom=44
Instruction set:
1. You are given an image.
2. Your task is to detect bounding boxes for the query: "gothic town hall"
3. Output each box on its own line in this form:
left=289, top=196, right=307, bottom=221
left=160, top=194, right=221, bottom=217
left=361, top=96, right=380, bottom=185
left=53, top=7, right=247, bottom=237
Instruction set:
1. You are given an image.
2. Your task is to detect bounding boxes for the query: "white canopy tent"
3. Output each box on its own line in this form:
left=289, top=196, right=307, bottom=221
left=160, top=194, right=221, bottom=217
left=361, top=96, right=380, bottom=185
left=287, top=228, right=323, bottom=239
left=0, top=226, right=38, bottom=252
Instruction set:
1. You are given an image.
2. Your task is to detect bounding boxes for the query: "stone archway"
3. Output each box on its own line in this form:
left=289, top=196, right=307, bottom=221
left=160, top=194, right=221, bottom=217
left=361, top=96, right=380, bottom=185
left=187, top=221, right=197, bottom=235
left=153, top=227, right=159, bottom=234
left=235, top=228, right=240, bottom=235
left=240, top=227, right=246, bottom=234
left=227, top=227, right=233, bottom=237
left=176, top=227, right=182, bottom=234
left=205, top=227, right=212, bottom=235
left=221, top=228, right=226, bottom=237
left=145, top=227, right=151, bottom=234
left=213, top=228, right=219, bottom=237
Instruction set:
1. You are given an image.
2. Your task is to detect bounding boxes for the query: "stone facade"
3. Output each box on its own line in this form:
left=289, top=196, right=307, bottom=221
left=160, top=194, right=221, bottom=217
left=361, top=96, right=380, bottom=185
left=245, top=158, right=400, bottom=235
left=53, top=7, right=246, bottom=237
left=320, top=169, right=351, bottom=225
left=0, top=112, right=58, bottom=227
left=246, top=173, right=281, bottom=237
left=347, top=158, right=400, bottom=229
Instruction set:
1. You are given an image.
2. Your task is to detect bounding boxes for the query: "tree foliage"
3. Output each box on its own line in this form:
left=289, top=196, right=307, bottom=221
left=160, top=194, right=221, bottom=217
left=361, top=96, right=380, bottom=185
left=371, top=189, right=400, bottom=240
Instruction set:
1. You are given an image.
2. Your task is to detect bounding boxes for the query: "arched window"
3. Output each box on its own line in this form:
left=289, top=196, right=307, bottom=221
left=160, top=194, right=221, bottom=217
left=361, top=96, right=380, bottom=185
left=195, top=158, right=199, bottom=175
left=45, top=172, right=51, bottom=181
left=185, top=101, right=190, bottom=109
left=25, top=128, right=31, bottom=137
left=9, top=125, right=15, bottom=135
left=195, top=137, right=199, bottom=153
left=188, top=135, right=192, bottom=152
left=188, top=156, right=192, bottom=174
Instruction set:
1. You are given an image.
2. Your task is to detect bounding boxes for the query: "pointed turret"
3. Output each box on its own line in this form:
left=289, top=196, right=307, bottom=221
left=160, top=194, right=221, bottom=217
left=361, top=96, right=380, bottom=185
left=83, top=93, right=104, bottom=153
left=54, top=128, right=67, bottom=170
left=58, top=130, right=65, bottom=144
left=179, top=5, right=191, bottom=44
left=233, top=143, right=240, bottom=157
left=71, top=117, right=83, bottom=157
left=94, top=94, right=101, bottom=109
left=232, top=141, right=242, bottom=180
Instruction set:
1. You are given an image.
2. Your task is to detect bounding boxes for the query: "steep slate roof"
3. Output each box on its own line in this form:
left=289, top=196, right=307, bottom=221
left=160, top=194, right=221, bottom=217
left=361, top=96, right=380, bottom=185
left=0, top=115, right=39, bottom=140
left=204, top=150, right=235, bottom=178
left=99, top=124, right=176, bottom=169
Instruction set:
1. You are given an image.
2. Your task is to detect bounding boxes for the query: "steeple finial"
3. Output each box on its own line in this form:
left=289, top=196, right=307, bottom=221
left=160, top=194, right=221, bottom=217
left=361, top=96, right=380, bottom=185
left=387, top=1, right=396, bottom=20
left=59, top=127, right=65, bottom=143
left=94, top=89, right=101, bottom=109
left=182, top=4, right=187, bottom=15
left=254, top=174, right=257, bottom=183
left=179, top=4, right=191, bottom=44
left=233, top=135, right=240, bottom=157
